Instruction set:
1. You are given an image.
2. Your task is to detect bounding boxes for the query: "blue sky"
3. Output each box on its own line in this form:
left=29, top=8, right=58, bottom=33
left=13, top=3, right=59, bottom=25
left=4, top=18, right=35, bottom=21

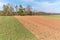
left=0, top=0, right=60, bottom=13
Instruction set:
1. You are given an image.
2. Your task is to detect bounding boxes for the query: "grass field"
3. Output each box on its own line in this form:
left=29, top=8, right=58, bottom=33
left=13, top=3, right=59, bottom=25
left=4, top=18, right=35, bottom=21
left=44, top=15, right=60, bottom=20
left=0, top=16, right=37, bottom=40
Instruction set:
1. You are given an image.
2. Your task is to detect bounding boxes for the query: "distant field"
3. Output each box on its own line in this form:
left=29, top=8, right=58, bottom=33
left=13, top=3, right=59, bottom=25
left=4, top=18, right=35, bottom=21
left=0, top=16, right=37, bottom=40
left=43, top=15, right=60, bottom=20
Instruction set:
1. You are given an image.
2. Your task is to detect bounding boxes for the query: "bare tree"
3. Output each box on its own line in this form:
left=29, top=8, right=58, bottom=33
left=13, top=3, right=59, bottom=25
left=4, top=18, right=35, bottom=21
left=7, top=4, right=14, bottom=16
left=15, top=5, right=19, bottom=15
left=26, top=5, right=32, bottom=15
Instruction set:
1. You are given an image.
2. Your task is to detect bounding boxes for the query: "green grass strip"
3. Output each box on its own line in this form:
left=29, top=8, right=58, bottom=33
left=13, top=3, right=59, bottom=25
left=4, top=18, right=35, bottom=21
left=0, top=16, right=37, bottom=40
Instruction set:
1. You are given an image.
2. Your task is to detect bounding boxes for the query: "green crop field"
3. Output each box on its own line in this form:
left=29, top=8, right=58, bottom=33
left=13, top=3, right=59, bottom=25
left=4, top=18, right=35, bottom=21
left=0, top=16, right=37, bottom=40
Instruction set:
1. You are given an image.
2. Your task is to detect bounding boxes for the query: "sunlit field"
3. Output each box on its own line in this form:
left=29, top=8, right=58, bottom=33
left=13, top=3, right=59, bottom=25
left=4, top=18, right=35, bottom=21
left=15, top=15, right=60, bottom=40
left=44, top=15, right=60, bottom=20
left=0, top=16, right=37, bottom=40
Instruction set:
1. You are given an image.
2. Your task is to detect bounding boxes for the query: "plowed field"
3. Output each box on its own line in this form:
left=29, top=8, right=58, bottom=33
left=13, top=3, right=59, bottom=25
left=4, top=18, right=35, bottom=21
left=15, top=16, right=60, bottom=40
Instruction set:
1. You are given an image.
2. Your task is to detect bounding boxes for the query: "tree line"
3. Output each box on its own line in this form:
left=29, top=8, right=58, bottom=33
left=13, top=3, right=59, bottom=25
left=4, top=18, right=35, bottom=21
left=0, top=4, right=32, bottom=16
left=0, top=4, right=59, bottom=16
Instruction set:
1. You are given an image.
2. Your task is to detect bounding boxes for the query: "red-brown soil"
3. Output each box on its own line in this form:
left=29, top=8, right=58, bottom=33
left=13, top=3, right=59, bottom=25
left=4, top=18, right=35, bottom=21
left=15, top=16, right=60, bottom=40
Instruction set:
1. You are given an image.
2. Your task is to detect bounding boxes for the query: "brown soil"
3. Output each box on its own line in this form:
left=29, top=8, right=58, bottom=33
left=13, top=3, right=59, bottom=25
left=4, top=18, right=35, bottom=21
left=15, top=16, right=60, bottom=40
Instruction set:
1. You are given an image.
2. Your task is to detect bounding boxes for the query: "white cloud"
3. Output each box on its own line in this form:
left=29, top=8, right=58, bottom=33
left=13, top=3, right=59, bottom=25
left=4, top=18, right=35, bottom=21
left=32, top=1, right=60, bottom=13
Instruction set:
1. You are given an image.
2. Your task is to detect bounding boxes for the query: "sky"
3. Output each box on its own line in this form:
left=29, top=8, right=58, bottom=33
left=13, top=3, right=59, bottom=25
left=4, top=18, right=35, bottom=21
left=0, top=0, right=60, bottom=13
